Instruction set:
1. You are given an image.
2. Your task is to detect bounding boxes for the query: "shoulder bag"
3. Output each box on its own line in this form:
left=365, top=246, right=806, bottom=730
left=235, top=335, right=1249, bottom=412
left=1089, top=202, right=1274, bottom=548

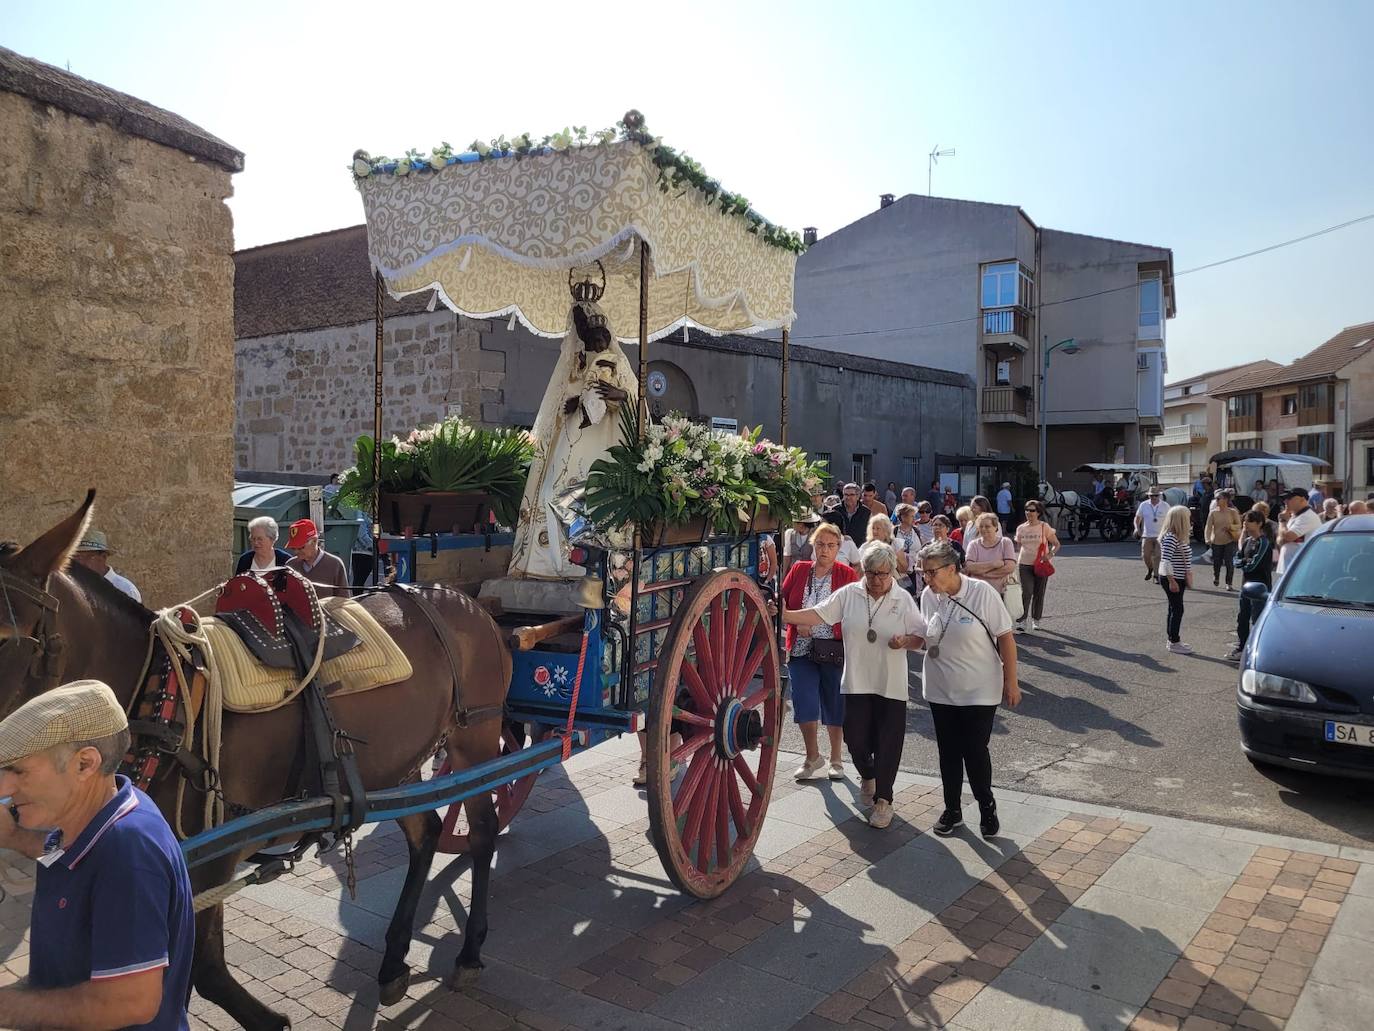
left=1033, top=540, right=1056, bottom=578
left=805, top=569, right=844, bottom=666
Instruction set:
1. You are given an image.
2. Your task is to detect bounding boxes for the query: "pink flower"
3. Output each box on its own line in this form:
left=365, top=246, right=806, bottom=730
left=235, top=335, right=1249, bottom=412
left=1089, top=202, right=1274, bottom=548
left=752, top=443, right=768, bottom=455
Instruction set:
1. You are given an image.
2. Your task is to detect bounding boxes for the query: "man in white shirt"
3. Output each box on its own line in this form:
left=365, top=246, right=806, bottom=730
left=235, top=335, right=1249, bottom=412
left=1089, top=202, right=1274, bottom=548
left=69, top=530, right=141, bottom=602
left=1133, top=488, right=1170, bottom=582
left=1278, top=489, right=1323, bottom=575
left=995, top=483, right=1014, bottom=535
left=1251, top=480, right=1268, bottom=506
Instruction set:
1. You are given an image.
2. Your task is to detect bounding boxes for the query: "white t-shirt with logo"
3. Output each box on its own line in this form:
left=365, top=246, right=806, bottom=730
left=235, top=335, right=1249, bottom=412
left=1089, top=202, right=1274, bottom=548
left=812, top=583, right=927, bottom=701
left=1135, top=500, right=1169, bottom=537
left=1278, top=507, right=1322, bottom=574
left=920, top=576, right=1014, bottom=706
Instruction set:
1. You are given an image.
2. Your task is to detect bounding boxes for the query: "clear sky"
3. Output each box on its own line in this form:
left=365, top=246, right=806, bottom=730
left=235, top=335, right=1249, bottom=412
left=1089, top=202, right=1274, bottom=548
left=5, top=0, right=1373, bottom=380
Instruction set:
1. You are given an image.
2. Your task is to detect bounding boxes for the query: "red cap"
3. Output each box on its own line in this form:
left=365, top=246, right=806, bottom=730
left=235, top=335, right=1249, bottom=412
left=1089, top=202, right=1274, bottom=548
left=286, top=518, right=319, bottom=549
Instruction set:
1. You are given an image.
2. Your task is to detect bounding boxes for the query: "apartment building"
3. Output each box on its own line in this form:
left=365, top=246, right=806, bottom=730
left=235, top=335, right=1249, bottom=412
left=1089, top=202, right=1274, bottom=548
left=791, top=194, right=1177, bottom=488
left=1152, top=361, right=1281, bottom=487
left=1212, top=322, right=1374, bottom=498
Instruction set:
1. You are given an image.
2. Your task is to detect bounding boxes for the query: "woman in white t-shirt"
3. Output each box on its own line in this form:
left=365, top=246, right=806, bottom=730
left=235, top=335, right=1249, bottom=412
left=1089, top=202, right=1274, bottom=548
left=917, top=541, right=1020, bottom=839
left=781, top=540, right=926, bottom=829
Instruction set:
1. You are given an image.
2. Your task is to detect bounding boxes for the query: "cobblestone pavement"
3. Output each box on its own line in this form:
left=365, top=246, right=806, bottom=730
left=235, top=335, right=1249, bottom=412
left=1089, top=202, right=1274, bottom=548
left=2, top=734, right=1371, bottom=1030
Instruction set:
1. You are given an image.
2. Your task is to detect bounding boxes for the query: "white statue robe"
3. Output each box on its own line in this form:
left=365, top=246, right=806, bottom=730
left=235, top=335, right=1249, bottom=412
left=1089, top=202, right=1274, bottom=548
left=508, top=326, right=638, bottom=579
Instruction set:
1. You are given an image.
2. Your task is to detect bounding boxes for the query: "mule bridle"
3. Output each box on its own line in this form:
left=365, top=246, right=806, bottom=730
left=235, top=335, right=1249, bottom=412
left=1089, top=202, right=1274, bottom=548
left=0, top=567, right=67, bottom=694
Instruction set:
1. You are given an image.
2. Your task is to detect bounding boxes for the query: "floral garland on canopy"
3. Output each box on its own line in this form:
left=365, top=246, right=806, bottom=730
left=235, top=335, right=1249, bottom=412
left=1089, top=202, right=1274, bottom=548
left=350, top=110, right=806, bottom=254
left=583, top=408, right=827, bottom=536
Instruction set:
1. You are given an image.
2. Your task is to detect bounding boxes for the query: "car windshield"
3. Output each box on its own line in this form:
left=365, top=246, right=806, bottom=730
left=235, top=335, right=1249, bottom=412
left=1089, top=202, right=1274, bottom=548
left=1279, top=534, right=1374, bottom=608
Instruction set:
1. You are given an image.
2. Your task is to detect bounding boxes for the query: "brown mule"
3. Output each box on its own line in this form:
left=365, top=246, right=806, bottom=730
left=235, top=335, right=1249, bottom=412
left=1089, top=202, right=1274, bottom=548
left=0, top=493, right=512, bottom=1030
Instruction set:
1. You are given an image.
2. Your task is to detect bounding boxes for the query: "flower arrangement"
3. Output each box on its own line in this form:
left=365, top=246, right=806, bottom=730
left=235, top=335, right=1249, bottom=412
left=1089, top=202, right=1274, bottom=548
left=584, top=408, right=826, bottom=537
left=337, top=415, right=534, bottom=527
left=350, top=110, right=806, bottom=254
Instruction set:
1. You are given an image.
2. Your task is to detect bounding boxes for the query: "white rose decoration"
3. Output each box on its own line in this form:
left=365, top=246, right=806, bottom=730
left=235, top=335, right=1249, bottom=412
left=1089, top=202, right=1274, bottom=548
left=395, top=159, right=410, bottom=176
left=352, top=157, right=372, bottom=177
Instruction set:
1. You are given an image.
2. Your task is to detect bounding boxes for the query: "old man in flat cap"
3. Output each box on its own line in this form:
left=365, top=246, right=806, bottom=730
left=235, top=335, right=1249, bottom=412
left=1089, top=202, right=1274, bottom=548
left=0, top=681, right=193, bottom=1031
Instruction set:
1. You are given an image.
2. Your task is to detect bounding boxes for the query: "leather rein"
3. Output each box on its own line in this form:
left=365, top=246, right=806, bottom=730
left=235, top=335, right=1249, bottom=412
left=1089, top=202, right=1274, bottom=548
left=0, top=568, right=67, bottom=693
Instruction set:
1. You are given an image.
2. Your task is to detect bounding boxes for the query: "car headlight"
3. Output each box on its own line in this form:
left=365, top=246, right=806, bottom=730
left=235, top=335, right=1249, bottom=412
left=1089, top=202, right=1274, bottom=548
left=1241, top=669, right=1318, bottom=704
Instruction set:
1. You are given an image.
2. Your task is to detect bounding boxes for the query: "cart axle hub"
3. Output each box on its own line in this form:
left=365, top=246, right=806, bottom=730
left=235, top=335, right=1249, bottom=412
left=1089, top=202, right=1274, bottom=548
left=715, top=697, right=762, bottom=759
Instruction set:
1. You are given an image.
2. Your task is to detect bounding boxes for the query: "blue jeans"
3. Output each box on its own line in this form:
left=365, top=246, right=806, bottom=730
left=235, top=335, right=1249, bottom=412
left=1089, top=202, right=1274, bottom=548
left=789, top=654, right=844, bottom=726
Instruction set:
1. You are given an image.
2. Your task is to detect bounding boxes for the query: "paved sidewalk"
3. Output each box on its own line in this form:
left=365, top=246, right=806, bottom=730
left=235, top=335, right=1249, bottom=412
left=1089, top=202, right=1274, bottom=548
left=0, top=735, right=1370, bottom=1030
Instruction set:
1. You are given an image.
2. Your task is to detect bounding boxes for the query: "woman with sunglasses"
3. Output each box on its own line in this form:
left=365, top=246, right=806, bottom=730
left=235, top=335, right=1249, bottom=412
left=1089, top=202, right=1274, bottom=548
left=918, top=541, right=1020, bottom=838
left=780, top=540, right=925, bottom=829
left=1013, top=499, right=1060, bottom=632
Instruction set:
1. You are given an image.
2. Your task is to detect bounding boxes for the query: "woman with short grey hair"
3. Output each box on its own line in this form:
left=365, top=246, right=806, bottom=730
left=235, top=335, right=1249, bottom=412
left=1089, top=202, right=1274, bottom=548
left=917, top=540, right=1020, bottom=838
left=781, top=539, right=926, bottom=829
left=234, top=515, right=291, bottom=575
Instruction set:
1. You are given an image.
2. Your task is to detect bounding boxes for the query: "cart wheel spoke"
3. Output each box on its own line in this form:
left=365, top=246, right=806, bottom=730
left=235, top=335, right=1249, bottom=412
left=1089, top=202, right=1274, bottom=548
left=709, top=595, right=727, bottom=692
left=726, top=766, right=752, bottom=838
left=647, top=569, right=780, bottom=898
left=673, top=747, right=714, bottom=820
left=732, top=753, right=762, bottom=797
left=437, top=721, right=551, bottom=855
left=680, top=659, right=715, bottom=712
left=671, top=731, right=712, bottom=765
left=692, top=622, right=718, bottom=698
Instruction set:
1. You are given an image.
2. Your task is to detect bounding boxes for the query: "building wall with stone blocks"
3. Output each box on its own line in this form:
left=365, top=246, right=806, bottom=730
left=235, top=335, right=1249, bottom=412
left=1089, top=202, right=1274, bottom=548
left=234, top=311, right=486, bottom=477
left=0, top=83, right=239, bottom=607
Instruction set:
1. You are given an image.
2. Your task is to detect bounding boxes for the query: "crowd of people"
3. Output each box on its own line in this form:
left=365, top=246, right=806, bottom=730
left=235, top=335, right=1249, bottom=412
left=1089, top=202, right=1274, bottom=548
left=775, top=480, right=1051, bottom=833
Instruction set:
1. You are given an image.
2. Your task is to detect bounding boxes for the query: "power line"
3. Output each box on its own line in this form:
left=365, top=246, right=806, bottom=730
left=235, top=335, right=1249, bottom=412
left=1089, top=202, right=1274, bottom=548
left=790, top=210, right=1374, bottom=342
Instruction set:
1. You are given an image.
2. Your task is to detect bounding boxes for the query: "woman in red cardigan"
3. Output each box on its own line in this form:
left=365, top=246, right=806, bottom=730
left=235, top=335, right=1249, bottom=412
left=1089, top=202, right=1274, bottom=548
left=780, top=521, right=860, bottom=780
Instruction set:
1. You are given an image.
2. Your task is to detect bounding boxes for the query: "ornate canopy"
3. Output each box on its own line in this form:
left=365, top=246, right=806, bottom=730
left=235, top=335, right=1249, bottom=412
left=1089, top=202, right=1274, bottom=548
left=356, top=140, right=797, bottom=343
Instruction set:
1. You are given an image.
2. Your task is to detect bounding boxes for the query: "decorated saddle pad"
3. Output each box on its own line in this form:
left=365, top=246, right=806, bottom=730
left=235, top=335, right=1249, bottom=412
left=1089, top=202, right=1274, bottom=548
left=204, top=597, right=413, bottom=713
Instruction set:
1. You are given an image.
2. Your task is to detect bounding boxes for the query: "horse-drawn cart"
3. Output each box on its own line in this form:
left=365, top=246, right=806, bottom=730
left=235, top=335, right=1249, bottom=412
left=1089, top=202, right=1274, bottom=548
left=0, top=113, right=809, bottom=1030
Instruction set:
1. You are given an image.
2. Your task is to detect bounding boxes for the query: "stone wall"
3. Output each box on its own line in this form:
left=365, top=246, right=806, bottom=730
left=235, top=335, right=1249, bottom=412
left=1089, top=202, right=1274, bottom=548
left=0, top=91, right=237, bottom=606
left=234, top=311, right=487, bottom=476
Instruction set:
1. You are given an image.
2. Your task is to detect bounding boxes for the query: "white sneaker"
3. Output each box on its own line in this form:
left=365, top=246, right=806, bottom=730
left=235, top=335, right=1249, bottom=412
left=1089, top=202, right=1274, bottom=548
left=1014, top=619, right=1027, bottom=633
left=793, top=756, right=828, bottom=781
left=1225, top=646, right=1242, bottom=661
left=1030, top=619, right=1041, bottom=631
left=860, top=779, right=876, bottom=807
left=1167, top=642, right=1194, bottom=655
left=869, top=799, right=893, bottom=829
left=828, top=762, right=845, bottom=781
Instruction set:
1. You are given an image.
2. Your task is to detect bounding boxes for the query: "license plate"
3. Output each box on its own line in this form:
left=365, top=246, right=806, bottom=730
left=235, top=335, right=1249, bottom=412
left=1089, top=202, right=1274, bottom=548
left=1325, top=721, right=1374, bottom=748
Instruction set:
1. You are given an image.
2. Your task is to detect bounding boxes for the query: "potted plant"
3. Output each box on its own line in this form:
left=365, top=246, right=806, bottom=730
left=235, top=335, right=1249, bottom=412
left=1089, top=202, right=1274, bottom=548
left=337, top=416, right=534, bottom=535
left=584, top=410, right=826, bottom=543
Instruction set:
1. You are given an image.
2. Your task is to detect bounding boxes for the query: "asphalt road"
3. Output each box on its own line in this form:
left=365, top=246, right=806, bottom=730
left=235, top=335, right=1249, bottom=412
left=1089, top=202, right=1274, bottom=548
left=780, top=539, right=1374, bottom=849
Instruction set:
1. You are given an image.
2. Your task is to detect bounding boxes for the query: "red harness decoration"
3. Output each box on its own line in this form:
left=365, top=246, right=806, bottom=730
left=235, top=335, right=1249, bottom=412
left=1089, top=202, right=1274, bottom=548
left=124, top=651, right=186, bottom=791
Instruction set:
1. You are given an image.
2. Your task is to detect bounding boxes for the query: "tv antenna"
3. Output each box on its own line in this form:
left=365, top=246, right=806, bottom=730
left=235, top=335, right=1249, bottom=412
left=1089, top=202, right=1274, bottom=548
left=928, top=145, right=955, bottom=196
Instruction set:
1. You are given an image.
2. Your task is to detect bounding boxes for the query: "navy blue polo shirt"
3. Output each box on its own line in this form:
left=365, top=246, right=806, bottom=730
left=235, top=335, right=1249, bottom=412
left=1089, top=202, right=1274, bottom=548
left=31, top=776, right=194, bottom=1031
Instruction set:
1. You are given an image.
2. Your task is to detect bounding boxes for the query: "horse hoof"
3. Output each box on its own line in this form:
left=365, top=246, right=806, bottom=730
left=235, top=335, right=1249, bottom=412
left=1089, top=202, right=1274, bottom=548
left=378, top=968, right=410, bottom=1006
left=446, top=963, right=483, bottom=990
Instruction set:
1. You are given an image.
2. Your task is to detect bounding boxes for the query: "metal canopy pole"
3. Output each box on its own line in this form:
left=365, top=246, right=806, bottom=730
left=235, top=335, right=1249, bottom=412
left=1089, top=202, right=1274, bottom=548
left=637, top=240, right=650, bottom=441
left=372, top=270, right=385, bottom=583
left=779, top=326, right=790, bottom=446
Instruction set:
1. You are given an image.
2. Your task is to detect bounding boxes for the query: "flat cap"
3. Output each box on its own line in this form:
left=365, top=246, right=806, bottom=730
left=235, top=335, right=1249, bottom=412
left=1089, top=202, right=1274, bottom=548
left=0, top=680, right=128, bottom=767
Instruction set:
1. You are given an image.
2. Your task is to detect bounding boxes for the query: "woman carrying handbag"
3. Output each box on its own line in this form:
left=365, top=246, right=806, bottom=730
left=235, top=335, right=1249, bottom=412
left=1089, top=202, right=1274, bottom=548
left=1014, top=500, right=1060, bottom=633
left=779, top=522, right=859, bottom=780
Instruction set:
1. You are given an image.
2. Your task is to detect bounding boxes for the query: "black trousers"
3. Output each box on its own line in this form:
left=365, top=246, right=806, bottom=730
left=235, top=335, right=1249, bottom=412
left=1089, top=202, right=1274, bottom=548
left=842, top=694, right=907, bottom=804
left=351, top=552, right=375, bottom=589
left=1018, top=564, right=1048, bottom=621
left=1211, top=542, right=1237, bottom=586
left=928, top=703, right=998, bottom=813
left=1162, top=580, right=1187, bottom=643
left=1236, top=577, right=1270, bottom=647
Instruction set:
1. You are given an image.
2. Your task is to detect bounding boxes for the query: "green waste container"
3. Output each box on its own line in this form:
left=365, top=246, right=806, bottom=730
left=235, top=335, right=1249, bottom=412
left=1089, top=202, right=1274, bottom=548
left=231, top=483, right=359, bottom=573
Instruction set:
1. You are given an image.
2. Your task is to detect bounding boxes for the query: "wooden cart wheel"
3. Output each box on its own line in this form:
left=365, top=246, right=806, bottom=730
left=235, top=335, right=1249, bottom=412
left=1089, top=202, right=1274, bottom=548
left=646, top=569, right=782, bottom=899
left=435, top=720, right=552, bottom=854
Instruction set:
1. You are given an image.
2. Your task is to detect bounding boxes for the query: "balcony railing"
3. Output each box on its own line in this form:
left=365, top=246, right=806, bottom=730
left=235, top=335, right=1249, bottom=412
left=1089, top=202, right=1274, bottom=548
left=1155, top=462, right=1208, bottom=486
left=981, top=307, right=1030, bottom=340
left=981, top=386, right=1032, bottom=421
left=1152, top=423, right=1209, bottom=448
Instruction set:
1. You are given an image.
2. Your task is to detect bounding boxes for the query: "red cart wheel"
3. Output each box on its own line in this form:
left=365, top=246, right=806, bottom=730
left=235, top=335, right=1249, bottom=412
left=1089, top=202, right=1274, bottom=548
left=435, top=720, right=551, bottom=854
left=646, top=569, right=781, bottom=898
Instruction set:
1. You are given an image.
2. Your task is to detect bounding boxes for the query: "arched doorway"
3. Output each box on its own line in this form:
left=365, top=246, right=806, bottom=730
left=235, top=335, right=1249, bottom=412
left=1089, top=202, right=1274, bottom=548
left=645, top=360, right=699, bottom=422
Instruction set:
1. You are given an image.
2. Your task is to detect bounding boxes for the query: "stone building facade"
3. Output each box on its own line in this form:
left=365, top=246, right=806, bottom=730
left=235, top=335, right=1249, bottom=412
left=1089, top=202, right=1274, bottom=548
left=0, top=47, right=242, bottom=605
left=234, top=226, right=976, bottom=491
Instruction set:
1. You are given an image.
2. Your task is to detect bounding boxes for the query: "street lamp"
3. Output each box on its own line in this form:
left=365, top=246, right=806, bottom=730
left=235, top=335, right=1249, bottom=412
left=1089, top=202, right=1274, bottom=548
left=1038, top=337, right=1080, bottom=486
